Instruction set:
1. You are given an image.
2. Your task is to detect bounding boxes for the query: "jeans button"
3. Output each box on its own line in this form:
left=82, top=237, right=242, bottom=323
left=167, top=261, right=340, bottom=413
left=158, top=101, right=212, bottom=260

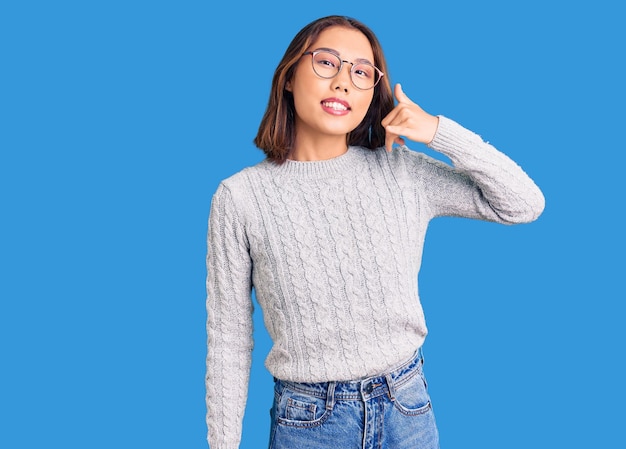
left=365, top=383, right=373, bottom=393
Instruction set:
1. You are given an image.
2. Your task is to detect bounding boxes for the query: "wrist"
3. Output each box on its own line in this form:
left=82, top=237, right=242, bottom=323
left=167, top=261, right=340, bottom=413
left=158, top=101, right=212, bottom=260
left=426, top=115, right=440, bottom=145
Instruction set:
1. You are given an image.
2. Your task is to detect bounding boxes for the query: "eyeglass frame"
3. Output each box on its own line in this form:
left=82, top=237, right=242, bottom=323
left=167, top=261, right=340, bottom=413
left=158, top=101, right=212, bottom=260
left=302, top=49, right=385, bottom=90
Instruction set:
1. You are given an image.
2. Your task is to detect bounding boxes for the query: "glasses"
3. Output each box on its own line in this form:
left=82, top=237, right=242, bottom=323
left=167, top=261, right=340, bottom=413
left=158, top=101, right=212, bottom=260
left=302, top=49, right=384, bottom=90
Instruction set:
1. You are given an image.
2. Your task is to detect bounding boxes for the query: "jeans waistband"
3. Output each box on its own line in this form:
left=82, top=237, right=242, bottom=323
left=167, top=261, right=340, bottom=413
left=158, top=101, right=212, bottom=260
left=275, top=348, right=424, bottom=403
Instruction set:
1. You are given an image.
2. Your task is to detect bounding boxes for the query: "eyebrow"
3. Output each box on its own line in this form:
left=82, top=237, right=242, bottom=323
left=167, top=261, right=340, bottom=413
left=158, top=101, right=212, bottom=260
left=314, top=47, right=374, bottom=65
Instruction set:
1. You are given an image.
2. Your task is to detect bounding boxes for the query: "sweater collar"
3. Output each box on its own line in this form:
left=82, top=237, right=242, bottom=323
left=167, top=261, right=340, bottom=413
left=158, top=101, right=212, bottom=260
left=262, top=146, right=365, bottom=180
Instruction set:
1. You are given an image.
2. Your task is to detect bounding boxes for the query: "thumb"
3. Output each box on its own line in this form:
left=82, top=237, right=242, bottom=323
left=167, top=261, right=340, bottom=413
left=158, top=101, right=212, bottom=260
left=394, top=83, right=412, bottom=104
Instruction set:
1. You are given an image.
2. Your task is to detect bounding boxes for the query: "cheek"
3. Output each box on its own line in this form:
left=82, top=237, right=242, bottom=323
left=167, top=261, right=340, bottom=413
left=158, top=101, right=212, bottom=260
left=354, top=93, right=374, bottom=118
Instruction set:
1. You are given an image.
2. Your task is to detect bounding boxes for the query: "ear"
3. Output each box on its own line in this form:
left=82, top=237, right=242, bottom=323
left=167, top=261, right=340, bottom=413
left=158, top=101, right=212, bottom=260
left=285, top=79, right=292, bottom=92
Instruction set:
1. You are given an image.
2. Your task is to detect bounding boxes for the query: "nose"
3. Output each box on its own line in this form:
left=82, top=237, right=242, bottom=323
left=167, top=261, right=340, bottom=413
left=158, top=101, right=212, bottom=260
left=332, top=64, right=350, bottom=93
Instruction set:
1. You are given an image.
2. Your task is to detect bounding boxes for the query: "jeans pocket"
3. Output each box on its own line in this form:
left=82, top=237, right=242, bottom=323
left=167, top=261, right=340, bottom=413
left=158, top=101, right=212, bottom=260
left=285, top=397, right=317, bottom=421
left=275, top=386, right=331, bottom=428
left=392, top=369, right=432, bottom=416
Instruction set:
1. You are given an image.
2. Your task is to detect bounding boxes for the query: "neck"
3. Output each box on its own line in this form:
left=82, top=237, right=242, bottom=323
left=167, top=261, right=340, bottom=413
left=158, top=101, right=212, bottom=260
left=289, top=131, right=348, bottom=162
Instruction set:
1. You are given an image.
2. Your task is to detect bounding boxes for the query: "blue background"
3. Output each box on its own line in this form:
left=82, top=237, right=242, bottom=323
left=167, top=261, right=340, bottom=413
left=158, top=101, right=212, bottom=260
left=1, top=0, right=624, bottom=448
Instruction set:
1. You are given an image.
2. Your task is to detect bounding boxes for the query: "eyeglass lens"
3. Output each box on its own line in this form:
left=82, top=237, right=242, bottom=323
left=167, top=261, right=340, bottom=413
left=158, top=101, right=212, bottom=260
left=311, top=51, right=379, bottom=90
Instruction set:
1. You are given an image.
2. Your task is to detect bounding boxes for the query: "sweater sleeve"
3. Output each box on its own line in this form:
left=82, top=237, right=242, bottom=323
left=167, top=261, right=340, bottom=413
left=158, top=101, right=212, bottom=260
left=411, top=115, right=545, bottom=224
left=206, top=183, right=254, bottom=449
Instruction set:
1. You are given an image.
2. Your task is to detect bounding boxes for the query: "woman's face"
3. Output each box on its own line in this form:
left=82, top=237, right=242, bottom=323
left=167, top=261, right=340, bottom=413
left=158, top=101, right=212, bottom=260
left=286, top=26, right=376, bottom=145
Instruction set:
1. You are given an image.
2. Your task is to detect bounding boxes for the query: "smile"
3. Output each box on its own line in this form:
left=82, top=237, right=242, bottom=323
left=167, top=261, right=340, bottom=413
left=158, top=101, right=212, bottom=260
left=322, top=101, right=349, bottom=111
left=320, top=98, right=351, bottom=115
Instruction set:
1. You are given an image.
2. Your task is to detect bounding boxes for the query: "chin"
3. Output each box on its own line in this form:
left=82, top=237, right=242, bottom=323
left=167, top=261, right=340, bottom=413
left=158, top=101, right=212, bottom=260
left=322, top=122, right=361, bottom=137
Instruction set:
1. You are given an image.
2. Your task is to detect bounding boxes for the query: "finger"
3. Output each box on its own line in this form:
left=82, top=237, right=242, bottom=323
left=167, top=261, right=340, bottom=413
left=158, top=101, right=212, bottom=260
left=385, top=130, right=397, bottom=152
left=381, top=106, right=399, bottom=128
left=384, top=132, right=406, bottom=152
left=394, top=83, right=413, bottom=104
left=384, top=123, right=409, bottom=151
left=381, top=101, right=410, bottom=128
left=385, top=125, right=409, bottom=138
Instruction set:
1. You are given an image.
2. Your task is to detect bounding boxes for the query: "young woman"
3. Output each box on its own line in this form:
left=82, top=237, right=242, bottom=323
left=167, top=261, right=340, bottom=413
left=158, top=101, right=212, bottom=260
left=206, top=15, right=544, bottom=449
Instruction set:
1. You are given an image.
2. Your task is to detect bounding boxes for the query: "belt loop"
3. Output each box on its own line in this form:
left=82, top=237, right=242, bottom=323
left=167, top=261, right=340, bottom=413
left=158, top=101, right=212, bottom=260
left=326, top=382, right=336, bottom=410
left=385, top=374, right=395, bottom=402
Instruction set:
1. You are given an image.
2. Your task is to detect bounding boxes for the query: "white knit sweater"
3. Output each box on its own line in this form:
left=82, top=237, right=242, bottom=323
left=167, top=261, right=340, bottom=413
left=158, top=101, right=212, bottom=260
left=205, top=116, right=545, bottom=448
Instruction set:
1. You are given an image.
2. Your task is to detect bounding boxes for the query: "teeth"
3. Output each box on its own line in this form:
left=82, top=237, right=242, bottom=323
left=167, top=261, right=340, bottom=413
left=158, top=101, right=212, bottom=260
left=322, top=101, right=348, bottom=111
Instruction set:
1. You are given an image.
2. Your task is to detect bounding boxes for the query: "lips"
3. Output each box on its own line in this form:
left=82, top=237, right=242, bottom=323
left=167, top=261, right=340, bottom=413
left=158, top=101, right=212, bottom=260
left=320, top=97, right=351, bottom=115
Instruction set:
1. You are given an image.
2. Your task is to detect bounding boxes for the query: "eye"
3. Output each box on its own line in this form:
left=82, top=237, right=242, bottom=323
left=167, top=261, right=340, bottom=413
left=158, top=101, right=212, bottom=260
left=317, top=58, right=336, bottom=68
left=353, top=63, right=374, bottom=79
left=313, top=52, right=339, bottom=69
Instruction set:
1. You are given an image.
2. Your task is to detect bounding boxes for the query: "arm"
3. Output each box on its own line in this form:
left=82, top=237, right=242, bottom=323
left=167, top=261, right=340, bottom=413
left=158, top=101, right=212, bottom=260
left=206, top=183, right=254, bottom=449
left=382, top=84, right=545, bottom=224
left=425, top=116, right=545, bottom=223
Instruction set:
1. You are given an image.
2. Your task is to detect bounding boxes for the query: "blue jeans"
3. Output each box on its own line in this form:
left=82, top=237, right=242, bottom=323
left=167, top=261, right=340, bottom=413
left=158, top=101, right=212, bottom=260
left=268, top=349, right=439, bottom=449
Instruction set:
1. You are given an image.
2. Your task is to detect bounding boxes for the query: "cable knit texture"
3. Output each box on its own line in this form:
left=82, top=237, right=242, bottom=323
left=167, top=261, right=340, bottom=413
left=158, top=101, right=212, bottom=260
left=205, top=116, right=545, bottom=448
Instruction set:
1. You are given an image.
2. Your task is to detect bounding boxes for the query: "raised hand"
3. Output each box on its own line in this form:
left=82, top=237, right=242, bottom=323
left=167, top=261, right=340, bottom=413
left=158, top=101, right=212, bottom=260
left=381, top=83, right=440, bottom=152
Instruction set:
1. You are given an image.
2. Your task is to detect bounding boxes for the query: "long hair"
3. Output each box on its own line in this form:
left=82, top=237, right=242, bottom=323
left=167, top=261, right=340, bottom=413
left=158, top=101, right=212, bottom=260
left=253, top=16, right=394, bottom=163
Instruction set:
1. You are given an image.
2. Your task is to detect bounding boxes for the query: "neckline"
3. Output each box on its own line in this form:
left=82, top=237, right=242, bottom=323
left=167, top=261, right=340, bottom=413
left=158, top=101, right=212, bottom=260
left=263, top=146, right=364, bottom=180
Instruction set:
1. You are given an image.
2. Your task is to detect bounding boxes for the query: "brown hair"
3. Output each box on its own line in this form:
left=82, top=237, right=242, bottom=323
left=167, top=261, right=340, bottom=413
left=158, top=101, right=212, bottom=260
left=253, top=15, right=394, bottom=163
